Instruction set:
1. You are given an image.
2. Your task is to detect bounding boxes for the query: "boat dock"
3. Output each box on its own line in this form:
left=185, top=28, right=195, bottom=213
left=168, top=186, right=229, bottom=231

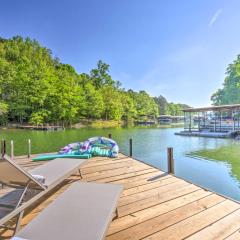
left=177, top=104, right=240, bottom=138
left=2, top=152, right=240, bottom=239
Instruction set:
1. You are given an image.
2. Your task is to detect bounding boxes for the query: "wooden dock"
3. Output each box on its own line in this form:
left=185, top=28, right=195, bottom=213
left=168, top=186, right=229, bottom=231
left=17, top=125, right=64, bottom=131
left=2, top=153, right=240, bottom=239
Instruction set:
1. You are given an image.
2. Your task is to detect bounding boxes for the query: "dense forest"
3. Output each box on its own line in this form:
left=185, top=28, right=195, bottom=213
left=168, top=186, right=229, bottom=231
left=211, top=55, right=240, bottom=105
left=0, top=36, right=188, bottom=126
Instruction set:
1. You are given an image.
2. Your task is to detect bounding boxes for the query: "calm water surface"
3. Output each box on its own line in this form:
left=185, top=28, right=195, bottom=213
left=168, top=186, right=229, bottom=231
left=1, top=127, right=240, bottom=201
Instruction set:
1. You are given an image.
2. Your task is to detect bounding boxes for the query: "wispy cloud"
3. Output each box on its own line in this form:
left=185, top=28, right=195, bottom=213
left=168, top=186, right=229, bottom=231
left=209, top=9, right=222, bottom=27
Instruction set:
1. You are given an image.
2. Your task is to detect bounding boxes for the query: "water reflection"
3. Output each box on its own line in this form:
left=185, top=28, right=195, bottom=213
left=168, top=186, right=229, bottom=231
left=0, top=127, right=240, bottom=200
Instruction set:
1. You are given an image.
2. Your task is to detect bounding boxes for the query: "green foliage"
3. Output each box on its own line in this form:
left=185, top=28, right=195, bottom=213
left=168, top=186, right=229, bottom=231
left=154, top=96, right=190, bottom=116
left=29, top=110, right=49, bottom=125
left=0, top=101, right=8, bottom=115
left=90, top=60, right=115, bottom=89
left=81, top=82, right=104, bottom=119
left=153, top=95, right=168, bottom=115
left=211, top=55, right=240, bottom=105
left=0, top=101, right=8, bottom=125
left=166, top=103, right=181, bottom=116
left=0, top=36, right=188, bottom=126
left=101, top=86, right=123, bottom=120
left=133, top=91, right=159, bottom=119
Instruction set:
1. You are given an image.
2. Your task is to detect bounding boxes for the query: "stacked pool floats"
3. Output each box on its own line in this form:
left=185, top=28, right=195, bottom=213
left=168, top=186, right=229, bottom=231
left=32, top=137, right=119, bottom=161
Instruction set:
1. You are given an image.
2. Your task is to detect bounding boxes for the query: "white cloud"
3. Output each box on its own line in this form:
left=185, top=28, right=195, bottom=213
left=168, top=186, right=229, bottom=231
left=209, top=9, right=223, bottom=27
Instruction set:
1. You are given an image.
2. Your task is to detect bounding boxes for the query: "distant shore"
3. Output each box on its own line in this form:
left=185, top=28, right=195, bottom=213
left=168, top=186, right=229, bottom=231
left=1, top=120, right=183, bottom=130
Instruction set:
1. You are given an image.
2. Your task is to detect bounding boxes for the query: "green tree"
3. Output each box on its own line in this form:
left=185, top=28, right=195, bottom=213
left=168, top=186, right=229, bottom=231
left=133, top=91, right=158, bottom=119
left=120, top=91, right=136, bottom=121
left=82, top=82, right=104, bottom=119
left=211, top=55, right=240, bottom=105
left=0, top=35, right=189, bottom=126
left=90, top=60, right=115, bottom=89
left=166, top=103, right=181, bottom=116
left=154, top=95, right=168, bottom=115
left=101, top=86, right=123, bottom=120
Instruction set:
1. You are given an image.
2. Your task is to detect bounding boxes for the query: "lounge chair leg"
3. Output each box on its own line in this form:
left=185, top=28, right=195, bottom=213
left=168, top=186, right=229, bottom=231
left=16, top=181, right=31, bottom=209
left=14, top=210, right=24, bottom=234
left=113, top=208, right=119, bottom=220
left=78, top=169, right=82, bottom=179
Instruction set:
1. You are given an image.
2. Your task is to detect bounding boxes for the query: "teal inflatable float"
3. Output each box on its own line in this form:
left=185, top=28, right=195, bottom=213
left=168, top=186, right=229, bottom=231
left=32, top=136, right=119, bottom=162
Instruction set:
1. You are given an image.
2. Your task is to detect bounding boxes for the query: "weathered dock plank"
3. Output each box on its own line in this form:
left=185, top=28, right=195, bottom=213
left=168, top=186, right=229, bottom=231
left=225, top=230, right=240, bottom=240
left=1, top=152, right=240, bottom=240
left=186, top=208, right=240, bottom=240
left=142, top=200, right=240, bottom=240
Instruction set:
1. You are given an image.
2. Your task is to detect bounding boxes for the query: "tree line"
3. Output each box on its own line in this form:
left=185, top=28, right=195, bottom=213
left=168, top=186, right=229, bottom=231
left=0, top=36, right=188, bottom=126
left=211, top=55, right=240, bottom=105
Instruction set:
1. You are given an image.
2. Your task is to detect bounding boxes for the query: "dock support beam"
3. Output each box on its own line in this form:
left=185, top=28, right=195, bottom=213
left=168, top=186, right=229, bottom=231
left=167, top=147, right=174, bottom=174
left=28, top=139, right=31, bottom=158
left=129, top=139, right=133, bottom=157
left=108, top=133, right=112, bottom=139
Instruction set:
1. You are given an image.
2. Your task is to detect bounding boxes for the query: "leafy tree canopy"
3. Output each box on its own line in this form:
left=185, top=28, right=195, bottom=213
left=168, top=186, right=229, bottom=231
left=0, top=36, right=187, bottom=126
left=211, top=55, right=240, bottom=105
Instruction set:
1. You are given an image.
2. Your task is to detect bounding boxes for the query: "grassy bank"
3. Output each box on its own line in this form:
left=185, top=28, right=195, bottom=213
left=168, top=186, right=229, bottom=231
left=74, top=120, right=125, bottom=128
left=190, top=144, right=240, bottom=180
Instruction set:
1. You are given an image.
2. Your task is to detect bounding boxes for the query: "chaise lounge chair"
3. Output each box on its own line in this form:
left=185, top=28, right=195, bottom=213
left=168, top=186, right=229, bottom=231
left=0, top=155, right=87, bottom=234
left=12, top=181, right=123, bottom=240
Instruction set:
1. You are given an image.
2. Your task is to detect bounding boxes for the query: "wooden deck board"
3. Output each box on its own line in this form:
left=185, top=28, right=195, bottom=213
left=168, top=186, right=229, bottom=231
left=142, top=200, right=240, bottom=240
left=107, top=194, right=225, bottom=240
left=225, top=230, right=240, bottom=240
left=186, top=208, right=240, bottom=240
left=1, top=152, right=240, bottom=239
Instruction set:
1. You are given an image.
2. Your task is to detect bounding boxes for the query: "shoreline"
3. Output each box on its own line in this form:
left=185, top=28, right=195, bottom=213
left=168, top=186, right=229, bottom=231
left=1, top=121, right=184, bottom=130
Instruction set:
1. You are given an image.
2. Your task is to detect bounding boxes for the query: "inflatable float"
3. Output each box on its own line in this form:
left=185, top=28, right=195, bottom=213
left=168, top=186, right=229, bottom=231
left=32, top=153, right=91, bottom=161
left=32, top=136, right=119, bottom=161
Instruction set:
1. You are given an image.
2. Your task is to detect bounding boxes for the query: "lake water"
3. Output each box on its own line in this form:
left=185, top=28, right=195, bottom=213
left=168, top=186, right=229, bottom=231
left=1, top=127, right=240, bottom=201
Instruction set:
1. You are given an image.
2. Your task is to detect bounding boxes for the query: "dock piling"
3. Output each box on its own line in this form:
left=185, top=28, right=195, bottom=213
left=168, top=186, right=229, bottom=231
left=167, top=147, right=174, bottom=174
left=129, top=138, right=133, bottom=157
left=108, top=133, right=112, bottom=139
left=28, top=139, right=31, bottom=158
left=10, top=140, right=14, bottom=160
left=1, top=140, right=6, bottom=157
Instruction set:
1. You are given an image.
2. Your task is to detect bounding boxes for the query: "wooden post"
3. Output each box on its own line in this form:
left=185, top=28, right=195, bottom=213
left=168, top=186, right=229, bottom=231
left=198, top=112, right=200, bottom=131
left=28, top=139, right=31, bottom=158
left=238, top=109, right=240, bottom=129
left=108, top=133, right=112, bottom=139
left=10, top=140, right=14, bottom=160
left=129, top=139, right=133, bottom=157
left=214, top=112, right=217, bottom=132
left=184, top=112, right=187, bottom=130
left=189, top=112, right=192, bottom=132
left=220, top=110, right=222, bottom=132
left=232, top=109, right=235, bottom=131
left=167, top=147, right=174, bottom=174
left=1, top=139, right=6, bottom=157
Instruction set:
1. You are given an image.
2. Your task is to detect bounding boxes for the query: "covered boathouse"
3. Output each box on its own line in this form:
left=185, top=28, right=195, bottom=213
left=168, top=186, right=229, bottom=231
left=175, top=103, right=240, bottom=138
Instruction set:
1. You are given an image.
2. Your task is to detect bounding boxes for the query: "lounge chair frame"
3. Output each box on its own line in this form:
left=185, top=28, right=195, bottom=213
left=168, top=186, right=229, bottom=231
left=13, top=182, right=123, bottom=240
left=0, top=154, right=86, bottom=235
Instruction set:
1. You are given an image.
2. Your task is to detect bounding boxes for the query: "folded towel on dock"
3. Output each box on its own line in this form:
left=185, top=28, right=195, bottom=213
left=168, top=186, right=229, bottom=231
left=31, top=174, right=45, bottom=184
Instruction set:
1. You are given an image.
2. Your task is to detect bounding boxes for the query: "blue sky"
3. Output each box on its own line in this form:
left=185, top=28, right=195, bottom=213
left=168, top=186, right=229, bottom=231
left=1, top=0, right=240, bottom=106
